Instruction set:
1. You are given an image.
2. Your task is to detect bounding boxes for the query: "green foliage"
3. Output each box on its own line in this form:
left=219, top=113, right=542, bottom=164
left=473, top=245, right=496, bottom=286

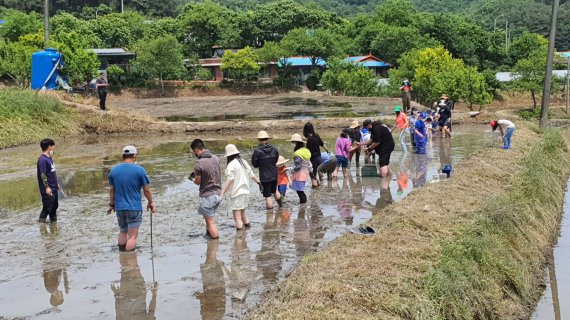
left=305, top=69, right=321, bottom=91
left=221, top=46, right=260, bottom=81
left=106, top=65, right=126, bottom=92
left=91, top=12, right=147, bottom=48
left=369, top=23, right=439, bottom=65
left=133, top=35, right=186, bottom=91
left=0, top=9, right=42, bottom=42
left=511, top=49, right=547, bottom=108
left=256, top=41, right=288, bottom=64
left=0, top=89, right=78, bottom=149
left=508, top=32, right=548, bottom=66
left=281, top=28, right=348, bottom=68
left=0, top=39, right=38, bottom=87
left=321, top=58, right=378, bottom=96
left=194, top=68, right=214, bottom=80
left=51, top=12, right=102, bottom=48
left=55, top=32, right=100, bottom=85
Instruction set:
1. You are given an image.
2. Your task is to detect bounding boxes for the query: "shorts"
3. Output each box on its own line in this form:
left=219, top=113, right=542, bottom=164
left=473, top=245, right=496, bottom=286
left=198, top=194, right=222, bottom=217
left=377, top=151, right=392, bottom=167
left=278, top=184, right=287, bottom=196
left=336, top=155, right=349, bottom=168
left=116, top=210, right=143, bottom=232
left=230, top=194, right=249, bottom=211
left=261, top=180, right=277, bottom=198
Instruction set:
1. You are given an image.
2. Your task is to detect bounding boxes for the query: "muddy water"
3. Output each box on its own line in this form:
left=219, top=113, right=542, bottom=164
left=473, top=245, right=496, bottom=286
left=0, top=127, right=489, bottom=319
left=531, top=179, right=570, bottom=320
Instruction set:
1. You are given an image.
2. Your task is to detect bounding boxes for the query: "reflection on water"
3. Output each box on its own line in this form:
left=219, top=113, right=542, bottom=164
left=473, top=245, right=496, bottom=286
left=532, top=179, right=570, bottom=320
left=0, top=126, right=492, bottom=319
left=112, top=252, right=157, bottom=320
left=39, top=223, right=68, bottom=308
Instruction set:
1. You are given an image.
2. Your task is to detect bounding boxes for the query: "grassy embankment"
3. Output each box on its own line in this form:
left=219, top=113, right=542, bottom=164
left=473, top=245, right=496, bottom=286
left=0, top=89, right=80, bottom=149
left=247, top=126, right=570, bottom=320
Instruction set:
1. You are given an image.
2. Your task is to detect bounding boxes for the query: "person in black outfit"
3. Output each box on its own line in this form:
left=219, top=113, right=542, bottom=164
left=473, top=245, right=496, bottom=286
left=303, top=122, right=329, bottom=187
left=252, top=130, right=280, bottom=209
left=361, top=119, right=395, bottom=178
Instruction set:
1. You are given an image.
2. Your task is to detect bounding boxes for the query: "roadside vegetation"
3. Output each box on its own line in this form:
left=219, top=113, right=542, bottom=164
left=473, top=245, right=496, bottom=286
left=0, top=89, right=79, bottom=148
left=246, top=126, right=570, bottom=319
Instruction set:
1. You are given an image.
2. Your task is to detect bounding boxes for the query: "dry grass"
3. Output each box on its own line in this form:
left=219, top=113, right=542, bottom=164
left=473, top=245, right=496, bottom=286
left=246, top=125, right=570, bottom=320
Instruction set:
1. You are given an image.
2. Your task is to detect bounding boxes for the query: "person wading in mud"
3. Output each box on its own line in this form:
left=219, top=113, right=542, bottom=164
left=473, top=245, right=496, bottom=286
left=221, top=144, right=261, bottom=230
left=252, top=131, right=281, bottom=208
left=392, top=105, right=409, bottom=153
left=303, top=122, right=328, bottom=187
left=190, top=139, right=222, bottom=239
left=288, top=133, right=312, bottom=204
left=37, top=138, right=60, bottom=224
left=107, top=145, right=156, bottom=251
left=361, top=119, right=395, bottom=178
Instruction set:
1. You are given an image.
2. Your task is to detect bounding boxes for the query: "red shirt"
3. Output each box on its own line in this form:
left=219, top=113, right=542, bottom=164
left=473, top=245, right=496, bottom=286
left=278, top=166, right=288, bottom=185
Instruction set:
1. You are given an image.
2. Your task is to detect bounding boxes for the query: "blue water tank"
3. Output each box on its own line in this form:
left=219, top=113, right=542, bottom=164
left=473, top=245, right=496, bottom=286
left=31, top=48, right=62, bottom=90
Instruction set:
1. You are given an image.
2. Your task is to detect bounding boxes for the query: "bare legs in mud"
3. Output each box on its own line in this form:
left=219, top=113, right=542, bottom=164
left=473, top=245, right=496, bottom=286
left=118, top=227, right=139, bottom=251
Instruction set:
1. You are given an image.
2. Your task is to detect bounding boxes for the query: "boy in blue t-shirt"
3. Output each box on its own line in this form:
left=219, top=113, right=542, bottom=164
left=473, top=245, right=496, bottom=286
left=37, top=138, right=59, bottom=223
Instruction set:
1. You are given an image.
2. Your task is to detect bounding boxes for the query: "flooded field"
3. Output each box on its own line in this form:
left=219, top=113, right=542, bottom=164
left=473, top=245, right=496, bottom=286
left=0, top=127, right=489, bottom=319
left=532, top=178, right=570, bottom=320
left=113, top=95, right=406, bottom=121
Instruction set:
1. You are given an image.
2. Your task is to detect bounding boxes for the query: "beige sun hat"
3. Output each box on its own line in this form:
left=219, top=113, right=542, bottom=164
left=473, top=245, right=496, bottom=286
left=287, top=133, right=305, bottom=143
left=276, top=155, right=289, bottom=166
left=257, top=131, right=270, bottom=139
left=225, top=144, right=240, bottom=157
left=349, top=120, right=359, bottom=129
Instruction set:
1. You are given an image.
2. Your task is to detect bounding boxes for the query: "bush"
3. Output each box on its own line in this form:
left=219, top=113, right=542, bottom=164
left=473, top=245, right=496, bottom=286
left=106, top=65, right=126, bottom=93
left=305, top=69, right=321, bottom=91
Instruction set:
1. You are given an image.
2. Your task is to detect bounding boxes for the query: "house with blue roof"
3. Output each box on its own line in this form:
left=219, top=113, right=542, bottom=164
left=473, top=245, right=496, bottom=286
left=343, top=54, right=391, bottom=77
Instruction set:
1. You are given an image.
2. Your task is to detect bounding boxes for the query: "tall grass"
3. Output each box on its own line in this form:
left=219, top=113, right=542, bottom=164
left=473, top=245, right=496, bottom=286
left=425, top=129, right=569, bottom=319
left=0, top=89, right=79, bottom=148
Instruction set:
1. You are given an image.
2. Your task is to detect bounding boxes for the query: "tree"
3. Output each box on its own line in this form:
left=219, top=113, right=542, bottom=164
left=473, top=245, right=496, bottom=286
left=134, top=36, right=186, bottom=92
left=91, top=12, right=148, bottom=49
left=56, top=32, right=100, bottom=85
left=0, top=40, right=38, bottom=87
left=51, top=12, right=102, bottom=48
left=0, top=10, right=42, bottom=42
left=508, top=32, right=548, bottom=66
left=369, top=23, right=439, bottom=65
left=280, top=28, right=346, bottom=68
left=221, top=46, right=260, bottom=81
left=321, top=58, right=378, bottom=96
left=459, top=66, right=493, bottom=110
left=512, top=50, right=547, bottom=108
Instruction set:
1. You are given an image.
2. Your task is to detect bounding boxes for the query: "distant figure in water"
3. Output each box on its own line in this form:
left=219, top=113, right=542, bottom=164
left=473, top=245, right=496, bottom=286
left=490, top=119, right=516, bottom=150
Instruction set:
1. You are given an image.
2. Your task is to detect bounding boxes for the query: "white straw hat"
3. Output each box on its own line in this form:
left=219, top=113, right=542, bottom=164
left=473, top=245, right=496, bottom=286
left=257, top=131, right=270, bottom=139
left=287, top=133, right=305, bottom=143
left=225, top=144, right=240, bottom=157
left=349, top=120, right=359, bottom=128
left=276, top=156, right=289, bottom=165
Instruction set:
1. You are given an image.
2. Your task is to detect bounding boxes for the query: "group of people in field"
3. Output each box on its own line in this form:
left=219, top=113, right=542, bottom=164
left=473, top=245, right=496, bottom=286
left=35, top=96, right=515, bottom=251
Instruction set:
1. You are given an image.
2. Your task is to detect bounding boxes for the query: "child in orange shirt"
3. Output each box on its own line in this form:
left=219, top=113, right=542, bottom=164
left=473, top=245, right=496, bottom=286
left=276, top=156, right=289, bottom=207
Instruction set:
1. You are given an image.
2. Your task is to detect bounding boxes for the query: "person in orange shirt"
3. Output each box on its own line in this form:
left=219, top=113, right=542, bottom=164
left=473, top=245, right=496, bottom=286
left=275, top=156, right=289, bottom=207
left=392, top=105, right=409, bottom=153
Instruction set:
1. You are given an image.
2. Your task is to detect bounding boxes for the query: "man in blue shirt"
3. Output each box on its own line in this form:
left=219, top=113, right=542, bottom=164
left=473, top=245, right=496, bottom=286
left=37, top=138, right=59, bottom=223
left=107, top=145, right=156, bottom=251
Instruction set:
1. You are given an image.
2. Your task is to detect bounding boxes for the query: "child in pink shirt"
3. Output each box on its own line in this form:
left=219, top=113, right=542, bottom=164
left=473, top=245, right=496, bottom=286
left=333, top=129, right=352, bottom=178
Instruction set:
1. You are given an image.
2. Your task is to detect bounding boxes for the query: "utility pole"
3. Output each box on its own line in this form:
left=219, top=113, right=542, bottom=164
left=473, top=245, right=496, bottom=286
left=505, top=21, right=508, bottom=52
left=566, top=57, right=569, bottom=114
left=43, top=0, right=49, bottom=48
left=540, top=0, right=560, bottom=130
left=121, top=0, right=124, bottom=13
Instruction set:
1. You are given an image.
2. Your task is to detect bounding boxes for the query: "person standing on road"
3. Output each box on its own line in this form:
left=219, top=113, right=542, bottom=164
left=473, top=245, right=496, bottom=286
left=303, top=122, right=328, bottom=187
left=221, top=144, right=261, bottom=230
left=190, top=139, right=222, bottom=239
left=252, top=131, right=280, bottom=209
left=361, top=120, right=395, bottom=178
left=490, top=119, right=516, bottom=149
left=392, top=105, right=409, bottom=153
left=37, top=138, right=60, bottom=224
left=107, top=145, right=156, bottom=251
left=95, top=72, right=108, bottom=111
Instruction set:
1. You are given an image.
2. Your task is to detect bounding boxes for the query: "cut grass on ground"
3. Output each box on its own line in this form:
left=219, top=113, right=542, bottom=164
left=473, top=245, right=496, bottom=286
left=247, top=125, right=570, bottom=320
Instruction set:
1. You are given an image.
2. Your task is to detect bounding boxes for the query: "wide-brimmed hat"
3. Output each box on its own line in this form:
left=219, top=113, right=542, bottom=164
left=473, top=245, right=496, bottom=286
left=440, top=94, right=448, bottom=99
left=257, top=131, right=270, bottom=139
left=276, top=155, right=289, bottom=165
left=349, top=120, right=359, bottom=128
left=287, top=133, right=305, bottom=143
left=225, top=144, right=240, bottom=157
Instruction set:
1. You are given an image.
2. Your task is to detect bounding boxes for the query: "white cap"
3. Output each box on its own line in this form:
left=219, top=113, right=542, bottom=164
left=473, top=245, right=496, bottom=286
left=123, top=145, right=137, bottom=155
left=225, top=144, right=240, bottom=157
